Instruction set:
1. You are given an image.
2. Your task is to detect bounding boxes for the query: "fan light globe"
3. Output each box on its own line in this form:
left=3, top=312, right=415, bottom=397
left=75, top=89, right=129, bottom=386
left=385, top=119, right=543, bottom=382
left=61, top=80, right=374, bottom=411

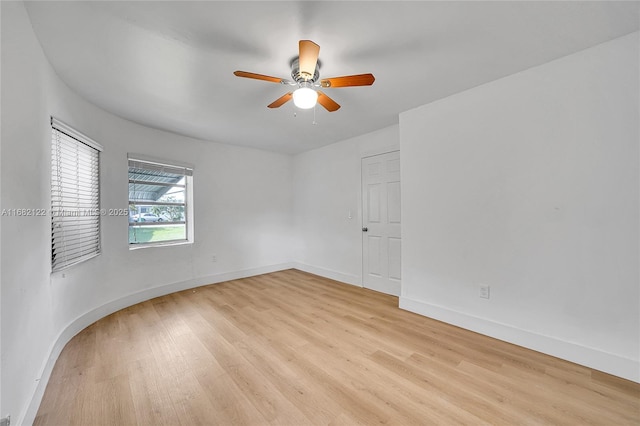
left=292, top=87, right=318, bottom=109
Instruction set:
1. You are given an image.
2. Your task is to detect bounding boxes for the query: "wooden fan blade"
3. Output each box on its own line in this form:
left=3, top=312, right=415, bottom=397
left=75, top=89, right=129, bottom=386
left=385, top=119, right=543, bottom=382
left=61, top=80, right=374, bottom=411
left=298, top=40, right=320, bottom=80
left=320, top=73, right=375, bottom=88
left=267, top=92, right=293, bottom=108
left=234, top=71, right=284, bottom=84
left=317, top=91, right=340, bottom=112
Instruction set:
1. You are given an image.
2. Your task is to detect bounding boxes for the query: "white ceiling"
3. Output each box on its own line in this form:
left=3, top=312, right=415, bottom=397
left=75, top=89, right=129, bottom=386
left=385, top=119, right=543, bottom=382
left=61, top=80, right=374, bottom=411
left=25, top=1, right=639, bottom=154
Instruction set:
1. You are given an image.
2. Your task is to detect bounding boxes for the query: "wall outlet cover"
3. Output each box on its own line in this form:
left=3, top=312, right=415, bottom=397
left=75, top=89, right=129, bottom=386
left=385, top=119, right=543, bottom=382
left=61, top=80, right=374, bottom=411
left=479, top=285, right=490, bottom=299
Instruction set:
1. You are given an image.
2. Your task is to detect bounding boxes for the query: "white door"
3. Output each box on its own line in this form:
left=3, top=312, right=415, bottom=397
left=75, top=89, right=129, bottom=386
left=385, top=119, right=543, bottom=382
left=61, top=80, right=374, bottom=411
left=362, top=151, right=401, bottom=296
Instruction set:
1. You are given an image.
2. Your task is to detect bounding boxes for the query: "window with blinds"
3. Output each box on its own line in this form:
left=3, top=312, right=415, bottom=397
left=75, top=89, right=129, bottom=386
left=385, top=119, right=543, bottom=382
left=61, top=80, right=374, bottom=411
left=128, top=156, right=193, bottom=246
left=51, top=118, right=103, bottom=271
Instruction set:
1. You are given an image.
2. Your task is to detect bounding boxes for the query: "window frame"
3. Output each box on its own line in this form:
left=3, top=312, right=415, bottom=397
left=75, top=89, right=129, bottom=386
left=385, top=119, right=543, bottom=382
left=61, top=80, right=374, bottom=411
left=127, top=154, right=194, bottom=249
left=51, top=117, right=103, bottom=272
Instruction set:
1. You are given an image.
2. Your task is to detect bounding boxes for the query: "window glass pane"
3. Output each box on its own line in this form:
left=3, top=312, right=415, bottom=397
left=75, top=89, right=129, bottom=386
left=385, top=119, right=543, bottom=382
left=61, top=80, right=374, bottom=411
left=128, top=157, right=192, bottom=246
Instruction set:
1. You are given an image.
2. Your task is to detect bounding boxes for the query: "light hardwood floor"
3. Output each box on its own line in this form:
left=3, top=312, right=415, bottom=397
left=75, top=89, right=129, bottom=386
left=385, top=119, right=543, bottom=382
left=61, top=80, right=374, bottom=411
left=35, top=269, right=639, bottom=425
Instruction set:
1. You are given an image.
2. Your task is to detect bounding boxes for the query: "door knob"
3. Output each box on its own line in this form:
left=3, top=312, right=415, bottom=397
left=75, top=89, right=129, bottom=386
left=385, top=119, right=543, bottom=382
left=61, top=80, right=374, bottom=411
left=362, top=227, right=368, bottom=232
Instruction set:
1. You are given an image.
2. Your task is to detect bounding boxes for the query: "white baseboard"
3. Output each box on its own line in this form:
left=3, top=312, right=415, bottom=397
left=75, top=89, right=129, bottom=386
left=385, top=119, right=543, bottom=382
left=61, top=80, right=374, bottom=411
left=292, top=262, right=362, bottom=287
left=399, top=296, right=639, bottom=383
left=21, top=262, right=294, bottom=426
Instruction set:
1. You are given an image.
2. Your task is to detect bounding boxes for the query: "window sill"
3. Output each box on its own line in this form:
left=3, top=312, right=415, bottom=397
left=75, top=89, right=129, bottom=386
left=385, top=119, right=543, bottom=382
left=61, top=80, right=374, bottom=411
left=128, top=240, right=192, bottom=250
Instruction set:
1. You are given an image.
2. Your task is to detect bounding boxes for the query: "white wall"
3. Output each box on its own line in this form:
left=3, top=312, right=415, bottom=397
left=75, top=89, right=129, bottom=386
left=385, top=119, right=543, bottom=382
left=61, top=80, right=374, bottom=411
left=292, top=125, right=399, bottom=285
left=1, top=3, right=293, bottom=424
left=2, top=3, right=54, bottom=423
left=400, top=33, right=639, bottom=381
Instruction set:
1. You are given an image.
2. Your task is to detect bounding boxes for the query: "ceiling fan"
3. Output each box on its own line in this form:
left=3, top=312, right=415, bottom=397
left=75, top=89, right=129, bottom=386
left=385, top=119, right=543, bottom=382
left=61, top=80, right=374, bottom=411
left=234, top=40, right=375, bottom=112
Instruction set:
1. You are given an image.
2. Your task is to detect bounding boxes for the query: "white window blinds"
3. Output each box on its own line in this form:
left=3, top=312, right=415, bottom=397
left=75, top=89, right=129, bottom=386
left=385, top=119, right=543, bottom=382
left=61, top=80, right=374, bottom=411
left=51, top=118, right=103, bottom=271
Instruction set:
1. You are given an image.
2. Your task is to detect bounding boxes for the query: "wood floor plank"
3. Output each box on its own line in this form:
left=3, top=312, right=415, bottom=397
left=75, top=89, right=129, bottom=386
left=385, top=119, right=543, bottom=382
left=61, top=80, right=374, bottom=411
left=34, top=269, right=640, bottom=425
left=128, top=357, right=182, bottom=426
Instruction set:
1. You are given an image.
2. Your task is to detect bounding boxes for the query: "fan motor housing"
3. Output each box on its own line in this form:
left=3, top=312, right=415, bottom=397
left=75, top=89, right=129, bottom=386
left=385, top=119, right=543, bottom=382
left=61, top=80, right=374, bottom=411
left=290, top=58, right=320, bottom=83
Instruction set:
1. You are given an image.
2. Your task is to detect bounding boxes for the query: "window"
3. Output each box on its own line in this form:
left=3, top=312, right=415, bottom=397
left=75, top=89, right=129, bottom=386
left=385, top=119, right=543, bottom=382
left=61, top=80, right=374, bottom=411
left=51, top=118, right=103, bottom=271
left=128, top=155, right=193, bottom=247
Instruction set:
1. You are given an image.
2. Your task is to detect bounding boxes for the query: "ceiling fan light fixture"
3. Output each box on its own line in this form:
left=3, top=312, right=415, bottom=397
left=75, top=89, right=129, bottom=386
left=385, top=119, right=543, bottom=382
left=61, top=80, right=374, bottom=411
left=292, top=87, right=318, bottom=109
left=234, top=39, right=374, bottom=112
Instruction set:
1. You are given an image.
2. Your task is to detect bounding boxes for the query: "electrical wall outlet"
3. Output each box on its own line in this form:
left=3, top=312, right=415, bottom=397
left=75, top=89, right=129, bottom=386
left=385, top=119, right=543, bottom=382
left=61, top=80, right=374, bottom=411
left=211, top=255, right=217, bottom=263
left=479, top=285, right=490, bottom=299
